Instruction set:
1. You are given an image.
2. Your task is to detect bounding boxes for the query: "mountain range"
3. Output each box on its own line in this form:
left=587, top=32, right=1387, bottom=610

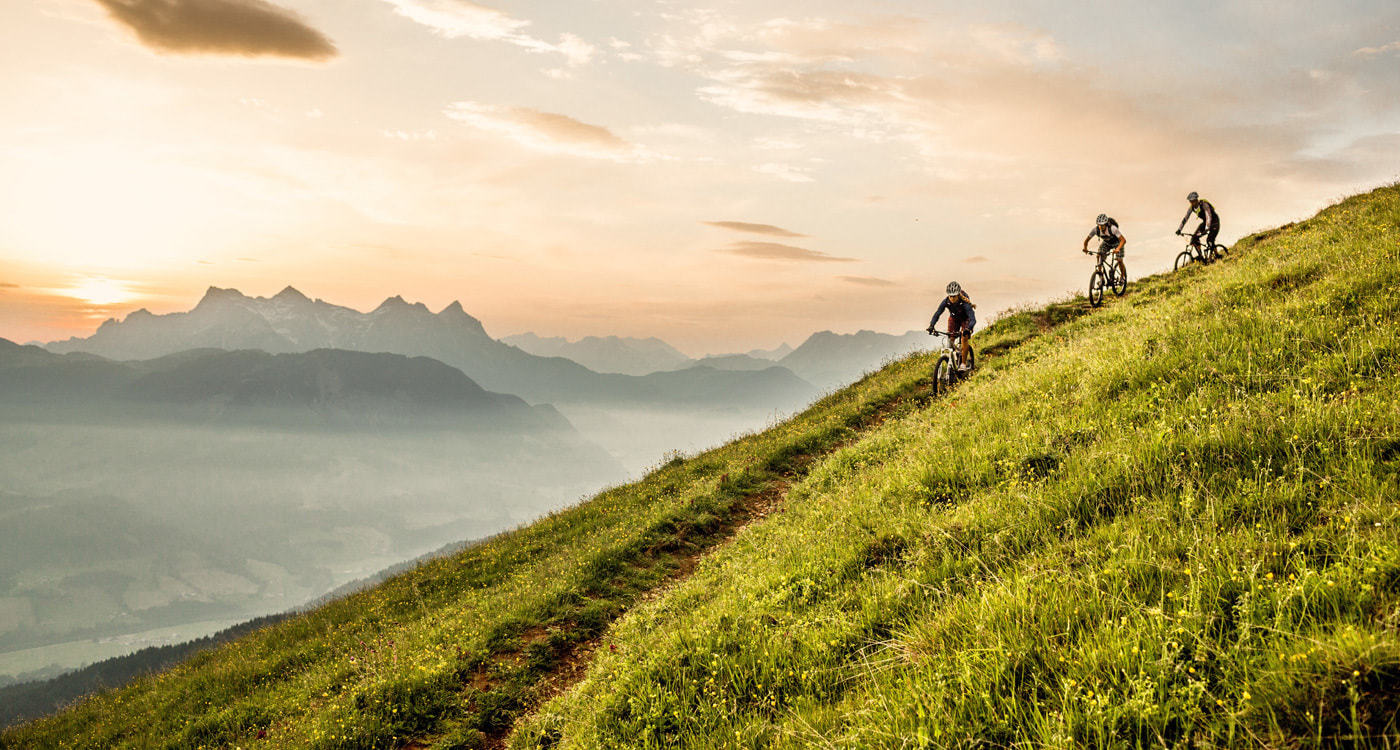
left=46, top=286, right=930, bottom=401
left=501, top=334, right=796, bottom=376
left=777, top=329, right=933, bottom=390
left=47, top=288, right=819, bottom=411
left=500, top=333, right=692, bottom=376
left=0, top=338, right=567, bottom=431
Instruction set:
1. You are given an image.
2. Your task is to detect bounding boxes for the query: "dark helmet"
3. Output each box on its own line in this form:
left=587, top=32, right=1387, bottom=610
left=1187, top=191, right=1199, bottom=202
left=1095, top=214, right=1109, bottom=225
left=946, top=281, right=962, bottom=296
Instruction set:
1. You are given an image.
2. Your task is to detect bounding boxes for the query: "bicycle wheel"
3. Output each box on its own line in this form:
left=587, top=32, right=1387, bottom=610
left=1204, top=243, right=1218, bottom=263
left=1174, top=250, right=1194, bottom=271
left=1088, top=270, right=1105, bottom=307
left=1111, top=258, right=1128, bottom=296
left=933, top=354, right=953, bottom=395
left=1213, top=243, right=1228, bottom=258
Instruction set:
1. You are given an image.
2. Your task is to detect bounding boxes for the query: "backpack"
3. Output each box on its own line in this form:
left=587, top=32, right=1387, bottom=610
left=1097, top=218, right=1120, bottom=239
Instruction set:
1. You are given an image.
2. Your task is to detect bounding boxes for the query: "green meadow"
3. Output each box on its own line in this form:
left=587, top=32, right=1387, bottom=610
left=5, top=184, right=1398, bottom=749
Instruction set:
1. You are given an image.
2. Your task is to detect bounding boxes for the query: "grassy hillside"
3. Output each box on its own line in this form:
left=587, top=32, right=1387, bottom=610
left=6, top=184, right=1399, bottom=749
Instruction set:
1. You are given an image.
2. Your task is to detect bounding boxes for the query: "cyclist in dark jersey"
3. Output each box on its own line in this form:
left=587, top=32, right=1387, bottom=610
left=1176, top=192, right=1220, bottom=249
left=1082, top=213, right=1125, bottom=259
left=927, top=281, right=976, bottom=370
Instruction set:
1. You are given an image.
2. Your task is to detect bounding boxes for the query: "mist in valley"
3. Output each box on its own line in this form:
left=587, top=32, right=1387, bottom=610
left=0, top=418, right=622, bottom=683
left=0, top=299, right=934, bottom=696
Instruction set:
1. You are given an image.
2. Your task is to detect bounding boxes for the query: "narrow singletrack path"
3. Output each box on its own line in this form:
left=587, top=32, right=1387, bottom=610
left=396, top=389, right=920, bottom=749
left=397, top=281, right=1152, bottom=749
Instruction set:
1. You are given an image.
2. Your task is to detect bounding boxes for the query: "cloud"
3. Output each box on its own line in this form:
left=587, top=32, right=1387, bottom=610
left=1354, top=40, right=1400, bottom=56
left=699, top=68, right=904, bottom=127
left=703, top=221, right=806, bottom=238
left=964, top=255, right=990, bottom=263
left=1275, top=132, right=1400, bottom=183
left=381, top=0, right=595, bottom=66
left=0, top=282, right=18, bottom=289
left=444, top=102, right=643, bottom=160
left=654, top=11, right=1400, bottom=219
left=839, top=275, right=895, bottom=287
left=722, top=241, right=855, bottom=263
left=91, top=0, right=337, bottom=60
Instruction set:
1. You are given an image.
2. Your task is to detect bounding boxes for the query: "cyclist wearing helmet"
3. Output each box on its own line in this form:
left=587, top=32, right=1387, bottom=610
left=927, top=281, right=976, bottom=370
left=1176, top=191, right=1220, bottom=248
left=1082, top=213, right=1126, bottom=259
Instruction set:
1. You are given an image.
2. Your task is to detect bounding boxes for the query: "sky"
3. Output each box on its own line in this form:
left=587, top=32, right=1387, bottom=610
left=1, top=0, right=1398, bottom=354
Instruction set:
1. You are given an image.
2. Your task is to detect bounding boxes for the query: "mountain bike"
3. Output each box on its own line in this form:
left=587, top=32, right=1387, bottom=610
left=1082, top=249, right=1127, bottom=307
left=928, top=329, right=975, bottom=395
left=1173, top=231, right=1225, bottom=270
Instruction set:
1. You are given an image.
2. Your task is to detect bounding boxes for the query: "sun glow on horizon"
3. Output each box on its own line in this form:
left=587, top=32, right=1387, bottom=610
left=57, top=277, right=138, bottom=307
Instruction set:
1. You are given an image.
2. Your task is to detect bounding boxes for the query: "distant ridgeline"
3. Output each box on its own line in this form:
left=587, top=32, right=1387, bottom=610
left=0, top=341, right=572, bottom=431
left=44, top=284, right=937, bottom=406
left=42, top=287, right=828, bottom=411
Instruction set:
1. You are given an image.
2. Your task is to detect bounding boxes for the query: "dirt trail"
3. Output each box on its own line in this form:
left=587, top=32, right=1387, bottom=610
left=398, top=324, right=1062, bottom=749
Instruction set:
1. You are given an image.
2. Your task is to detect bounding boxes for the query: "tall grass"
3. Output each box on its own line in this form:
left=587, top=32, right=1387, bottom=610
left=513, top=185, right=1400, bottom=749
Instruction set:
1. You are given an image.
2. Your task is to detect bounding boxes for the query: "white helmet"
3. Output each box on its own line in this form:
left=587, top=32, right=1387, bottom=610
left=1095, top=214, right=1109, bottom=225
left=946, top=281, right=962, bottom=296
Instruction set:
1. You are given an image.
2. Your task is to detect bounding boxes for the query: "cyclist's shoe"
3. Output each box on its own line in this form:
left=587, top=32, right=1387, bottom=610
left=958, top=362, right=971, bottom=371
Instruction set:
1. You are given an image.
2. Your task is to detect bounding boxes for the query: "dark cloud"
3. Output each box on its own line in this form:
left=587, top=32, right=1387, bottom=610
left=964, top=255, right=990, bottom=263
left=92, top=0, right=337, bottom=60
left=703, top=221, right=807, bottom=238
left=839, top=275, right=896, bottom=287
left=722, top=241, right=856, bottom=263
left=0, top=282, right=18, bottom=289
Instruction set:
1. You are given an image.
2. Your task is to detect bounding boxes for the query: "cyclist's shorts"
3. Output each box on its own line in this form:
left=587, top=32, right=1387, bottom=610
left=949, top=316, right=973, bottom=334
left=1098, top=241, right=1124, bottom=256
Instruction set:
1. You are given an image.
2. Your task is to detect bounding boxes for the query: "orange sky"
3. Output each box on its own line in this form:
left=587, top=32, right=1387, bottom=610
left=2, top=0, right=1399, bottom=353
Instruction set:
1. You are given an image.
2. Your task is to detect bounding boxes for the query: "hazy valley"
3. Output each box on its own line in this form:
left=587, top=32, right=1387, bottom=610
left=1, top=292, right=933, bottom=698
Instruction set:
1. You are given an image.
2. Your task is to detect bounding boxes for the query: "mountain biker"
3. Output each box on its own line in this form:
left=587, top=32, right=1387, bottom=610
left=927, top=282, right=976, bottom=370
left=1082, top=214, right=1125, bottom=260
left=1176, top=191, right=1220, bottom=252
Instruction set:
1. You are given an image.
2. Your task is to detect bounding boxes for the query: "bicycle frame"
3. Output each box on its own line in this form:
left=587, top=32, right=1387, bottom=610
left=1186, top=233, right=1211, bottom=260
left=1084, top=248, right=1127, bottom=307
left=930, top=329, right=968, bottom=365
left=927, top=329, right=974, bottom=394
